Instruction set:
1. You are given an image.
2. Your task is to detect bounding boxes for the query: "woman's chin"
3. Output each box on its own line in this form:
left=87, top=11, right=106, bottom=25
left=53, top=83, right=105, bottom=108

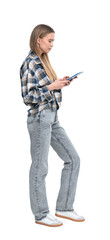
left=43, top=49, right=51, bottom=54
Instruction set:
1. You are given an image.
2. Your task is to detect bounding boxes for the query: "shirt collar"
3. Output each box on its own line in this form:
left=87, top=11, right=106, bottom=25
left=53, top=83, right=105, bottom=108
left=28, top=50, right=55, bottom=82
left=28, top=49, right=43, bottom=65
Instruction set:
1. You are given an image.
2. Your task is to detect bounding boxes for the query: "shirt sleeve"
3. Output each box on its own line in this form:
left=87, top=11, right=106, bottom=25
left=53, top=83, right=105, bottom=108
left=20, top=60, right=53, bottom=105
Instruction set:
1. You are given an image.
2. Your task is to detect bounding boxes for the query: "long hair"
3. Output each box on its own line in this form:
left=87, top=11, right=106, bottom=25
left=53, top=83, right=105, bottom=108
left=29, top=24, right=58, bottom=83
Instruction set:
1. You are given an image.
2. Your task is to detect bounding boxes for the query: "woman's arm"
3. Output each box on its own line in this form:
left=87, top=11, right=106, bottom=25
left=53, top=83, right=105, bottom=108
left=20, top=60, right=54, bottom=105
left=48, top=83, right=55, bottom=91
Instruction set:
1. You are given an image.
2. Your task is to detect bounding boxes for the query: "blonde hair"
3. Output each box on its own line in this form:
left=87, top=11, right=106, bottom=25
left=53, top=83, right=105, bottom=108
left=29, top=24, right=58, bottom=83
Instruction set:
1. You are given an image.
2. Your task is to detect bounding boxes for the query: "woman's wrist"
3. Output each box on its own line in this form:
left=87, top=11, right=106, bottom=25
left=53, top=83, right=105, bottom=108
left=48, top=82, right=55, bottom=91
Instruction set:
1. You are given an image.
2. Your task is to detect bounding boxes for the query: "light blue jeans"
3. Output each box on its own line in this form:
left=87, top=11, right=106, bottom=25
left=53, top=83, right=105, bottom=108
left=27, top=106, right=80, bottom=221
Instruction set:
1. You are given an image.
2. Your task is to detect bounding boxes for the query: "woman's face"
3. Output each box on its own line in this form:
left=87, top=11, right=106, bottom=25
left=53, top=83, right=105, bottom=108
left=37, top=32, right=55, bottom=55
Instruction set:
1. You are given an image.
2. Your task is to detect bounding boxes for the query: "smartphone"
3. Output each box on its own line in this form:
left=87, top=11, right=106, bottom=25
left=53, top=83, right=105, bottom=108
left=66, top=71, right=83, bottom=81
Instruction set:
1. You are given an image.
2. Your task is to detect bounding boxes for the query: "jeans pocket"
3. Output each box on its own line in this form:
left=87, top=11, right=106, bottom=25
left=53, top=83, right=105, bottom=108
left=27, top=111, right=41, bottom=124
left=40, top=109, right=49, bottom=118
left=27, top=115, right=35, bottom=124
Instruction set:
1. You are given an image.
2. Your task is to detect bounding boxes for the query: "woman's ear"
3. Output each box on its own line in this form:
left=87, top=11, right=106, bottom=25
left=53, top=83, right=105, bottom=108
left=37, top=37, right=41, bottom=45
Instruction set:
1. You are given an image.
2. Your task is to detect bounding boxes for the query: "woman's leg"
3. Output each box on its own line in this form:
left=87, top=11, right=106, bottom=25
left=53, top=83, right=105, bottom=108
left=27, top=111, right=52, bottom=220
left=50, top=114, right=80, bottom=211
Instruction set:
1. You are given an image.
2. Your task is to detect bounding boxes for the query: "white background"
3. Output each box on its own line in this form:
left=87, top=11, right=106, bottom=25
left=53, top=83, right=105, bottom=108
left=0, top=0, right=110, bottom=239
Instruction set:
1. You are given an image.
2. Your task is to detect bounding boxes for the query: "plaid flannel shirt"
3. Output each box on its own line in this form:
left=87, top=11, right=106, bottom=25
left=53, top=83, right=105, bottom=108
left=19, top=50, right=62, bottom=117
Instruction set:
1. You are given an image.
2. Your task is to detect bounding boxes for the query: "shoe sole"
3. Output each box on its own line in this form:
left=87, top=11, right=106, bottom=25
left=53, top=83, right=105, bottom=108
left=35, top=221, right=63, bottom=227
left=55, top=213, right=85, bottom=222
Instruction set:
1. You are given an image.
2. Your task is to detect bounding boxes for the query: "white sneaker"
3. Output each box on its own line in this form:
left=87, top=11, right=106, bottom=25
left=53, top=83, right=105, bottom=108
left=55, top=210, right=85, bottom=222
left=35, top=213, right=63, bottom=227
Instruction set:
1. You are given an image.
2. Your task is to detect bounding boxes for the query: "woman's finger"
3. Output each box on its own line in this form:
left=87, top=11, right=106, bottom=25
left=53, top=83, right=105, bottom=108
left=63, top=76, right=70, bottom=80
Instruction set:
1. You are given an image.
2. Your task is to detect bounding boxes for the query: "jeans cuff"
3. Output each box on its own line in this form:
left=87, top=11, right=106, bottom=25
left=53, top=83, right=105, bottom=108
left=35, top=210, right=50, bottom=221
left=56, top=208, right=74, bottom=212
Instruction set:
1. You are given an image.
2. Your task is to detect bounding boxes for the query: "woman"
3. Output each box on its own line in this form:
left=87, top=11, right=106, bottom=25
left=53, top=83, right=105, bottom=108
left=20, top=24, right=85, bottom=227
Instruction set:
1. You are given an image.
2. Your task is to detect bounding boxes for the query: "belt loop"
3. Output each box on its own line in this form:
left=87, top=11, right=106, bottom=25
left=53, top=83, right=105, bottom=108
left=54, top=110, right=57, bottom=122
left=43, top=109, right=45, bottom=116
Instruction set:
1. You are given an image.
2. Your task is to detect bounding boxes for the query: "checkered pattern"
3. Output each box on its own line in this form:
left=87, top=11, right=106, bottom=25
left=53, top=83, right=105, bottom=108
left=20, top=50, right=62, bottom=116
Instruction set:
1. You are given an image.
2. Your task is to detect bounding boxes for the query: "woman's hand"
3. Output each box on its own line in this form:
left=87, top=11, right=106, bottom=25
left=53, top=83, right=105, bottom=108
left=63, top=75, right=77, bottom=87
left=49, top=78, right=70, bottom=91
left=63, top=76, right=70, bottom=86
left=48, top=75, right=78, bottom=91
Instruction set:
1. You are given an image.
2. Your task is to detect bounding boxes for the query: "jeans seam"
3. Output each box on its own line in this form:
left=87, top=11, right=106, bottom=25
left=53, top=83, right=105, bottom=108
left=34, top=115, right=41, bottom=212
left=52, top=132, right=74, bottom=210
